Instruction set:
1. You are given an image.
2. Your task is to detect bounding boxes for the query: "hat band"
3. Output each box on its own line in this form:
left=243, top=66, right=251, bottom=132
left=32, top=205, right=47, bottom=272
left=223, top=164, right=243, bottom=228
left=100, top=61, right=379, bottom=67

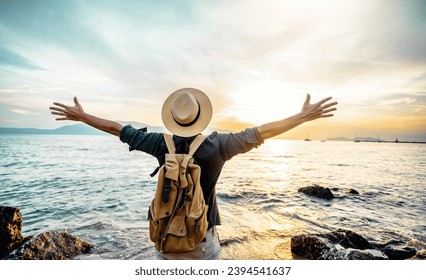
left=172, top=101, right=201, bottom=127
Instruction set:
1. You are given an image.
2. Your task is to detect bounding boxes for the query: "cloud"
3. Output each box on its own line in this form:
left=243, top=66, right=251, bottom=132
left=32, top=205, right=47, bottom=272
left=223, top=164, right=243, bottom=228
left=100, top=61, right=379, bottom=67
left=10, top=108, right=36, bottom=115
left=0, top=0, right=425, bottom=139
left=0, top=0, right=120, bottom=68
left=0, top=46, right=43, bottom=70
left=383, top=93, right=426, bottom=113
left=384, top=98, right=416, bottom=106
left=371, top=0, right=426, bottom=63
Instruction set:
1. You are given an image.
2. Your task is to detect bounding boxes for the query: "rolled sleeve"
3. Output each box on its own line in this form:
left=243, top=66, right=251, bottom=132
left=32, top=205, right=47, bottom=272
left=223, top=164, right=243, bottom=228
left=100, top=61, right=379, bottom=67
left=119, top=125, right=163, bottom=157
left=120, top=125, right=146, bottom=151
left=218, top=127, right=264, bottom=161
left=249, top=127, right=265, bottom=144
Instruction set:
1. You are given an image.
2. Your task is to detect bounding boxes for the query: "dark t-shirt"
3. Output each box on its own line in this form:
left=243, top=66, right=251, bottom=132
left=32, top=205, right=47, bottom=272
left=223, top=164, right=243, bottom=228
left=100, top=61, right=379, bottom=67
left=119, top=125, right=264, bottom=229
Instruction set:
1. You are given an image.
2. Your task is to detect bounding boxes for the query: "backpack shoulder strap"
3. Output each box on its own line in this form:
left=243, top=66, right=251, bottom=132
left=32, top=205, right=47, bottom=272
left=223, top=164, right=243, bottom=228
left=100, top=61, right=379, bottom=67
left=188, top=134, right=207, bottom=157
left=163, top=134, right=176, bottom=154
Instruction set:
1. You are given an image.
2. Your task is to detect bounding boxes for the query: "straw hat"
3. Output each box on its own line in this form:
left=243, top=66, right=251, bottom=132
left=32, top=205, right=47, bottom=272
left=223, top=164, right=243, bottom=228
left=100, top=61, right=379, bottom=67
left=161, top=88, right=212, bottom=137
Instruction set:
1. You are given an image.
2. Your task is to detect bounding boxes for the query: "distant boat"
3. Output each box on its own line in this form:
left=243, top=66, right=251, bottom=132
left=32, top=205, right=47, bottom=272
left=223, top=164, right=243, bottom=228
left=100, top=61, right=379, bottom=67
left=304, top=130, right=311, bottom=141
left=354, top=133, right=360, bottom=142
left=321, top=139, right=326, bottom=142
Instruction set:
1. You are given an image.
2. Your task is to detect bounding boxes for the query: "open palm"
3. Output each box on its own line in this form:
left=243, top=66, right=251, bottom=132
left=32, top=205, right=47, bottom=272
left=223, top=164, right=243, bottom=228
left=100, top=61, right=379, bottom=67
left=49, top=97, right=85, bottom=121
left=300, top=94, right=337, bottom=122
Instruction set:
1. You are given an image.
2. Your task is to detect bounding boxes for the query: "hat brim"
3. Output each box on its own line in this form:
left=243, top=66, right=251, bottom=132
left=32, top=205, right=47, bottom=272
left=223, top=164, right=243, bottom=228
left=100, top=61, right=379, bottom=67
left=161, top=88, right=212, bottom=137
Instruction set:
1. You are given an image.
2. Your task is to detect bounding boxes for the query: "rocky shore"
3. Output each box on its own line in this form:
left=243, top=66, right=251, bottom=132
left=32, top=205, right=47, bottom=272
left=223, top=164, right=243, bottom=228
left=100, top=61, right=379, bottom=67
left=293, top=185, right=426, bottom=260
left=291, top=229, right=425, bottom=260
left=1, top=206, right=92, bottom=260
left=3, top=183, right=425, bottom=260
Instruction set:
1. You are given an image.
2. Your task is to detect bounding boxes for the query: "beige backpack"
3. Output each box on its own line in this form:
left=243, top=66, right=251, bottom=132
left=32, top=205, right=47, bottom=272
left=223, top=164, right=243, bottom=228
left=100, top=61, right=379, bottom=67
left=148, top=134, right=208, bottom=253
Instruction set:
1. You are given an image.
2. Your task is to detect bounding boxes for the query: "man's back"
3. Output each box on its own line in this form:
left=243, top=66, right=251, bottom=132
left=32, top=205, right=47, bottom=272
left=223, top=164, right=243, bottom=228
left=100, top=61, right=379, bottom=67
left=119, top=125, right=264, bottom=228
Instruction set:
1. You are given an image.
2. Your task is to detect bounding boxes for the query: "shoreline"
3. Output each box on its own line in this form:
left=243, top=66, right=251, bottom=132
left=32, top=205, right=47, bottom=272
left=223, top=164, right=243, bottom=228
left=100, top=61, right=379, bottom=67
left=353, top=140, right=426, bottom=144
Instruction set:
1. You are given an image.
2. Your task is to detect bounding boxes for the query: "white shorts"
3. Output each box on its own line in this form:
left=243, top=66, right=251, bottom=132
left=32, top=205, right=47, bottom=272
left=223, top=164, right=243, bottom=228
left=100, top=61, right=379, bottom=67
left=155, top=226, right=221, bottom=260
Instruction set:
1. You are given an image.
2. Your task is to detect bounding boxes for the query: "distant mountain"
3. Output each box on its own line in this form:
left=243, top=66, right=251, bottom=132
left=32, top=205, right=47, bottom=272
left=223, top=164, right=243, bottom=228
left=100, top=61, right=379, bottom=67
left=0, top=122, right=229, bottom=135
left=356, top=137, right=382, bottom=142
left=0, top=127, right=49, bottom=135
left=53, top=124, right=106, bottom=135
left=325, top=136, right=391, bottom=142
left=325, top=137, right=351, bottom=141
left=117, top=121, right=167, bottom=133
left=0, top=122, right=163, bottom=135
left=0, top=124, right=106, bottom=135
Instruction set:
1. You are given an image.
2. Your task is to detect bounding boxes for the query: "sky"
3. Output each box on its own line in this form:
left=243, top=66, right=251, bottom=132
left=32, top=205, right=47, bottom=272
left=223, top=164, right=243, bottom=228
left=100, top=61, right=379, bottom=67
left=0, top=0, right=425, bottom=141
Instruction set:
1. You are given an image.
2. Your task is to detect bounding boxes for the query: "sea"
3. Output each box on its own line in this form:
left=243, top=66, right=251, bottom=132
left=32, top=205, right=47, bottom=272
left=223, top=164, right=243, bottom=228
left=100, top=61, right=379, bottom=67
left=1, top=134, right=425, bottom=260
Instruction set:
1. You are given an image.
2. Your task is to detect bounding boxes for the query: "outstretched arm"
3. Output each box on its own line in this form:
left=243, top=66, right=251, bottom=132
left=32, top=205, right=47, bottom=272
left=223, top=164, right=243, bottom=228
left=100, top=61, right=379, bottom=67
left=49, top=97, right=123, bottom=137
left=257, top=94, right=337, bottom=140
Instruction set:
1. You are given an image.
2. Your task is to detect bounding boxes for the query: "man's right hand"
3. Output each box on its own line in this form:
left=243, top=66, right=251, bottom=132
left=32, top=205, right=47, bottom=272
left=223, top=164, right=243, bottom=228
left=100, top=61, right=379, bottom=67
left=49, top=96, right=123, bottom=136
left=50, top=97, right=85, bottom=121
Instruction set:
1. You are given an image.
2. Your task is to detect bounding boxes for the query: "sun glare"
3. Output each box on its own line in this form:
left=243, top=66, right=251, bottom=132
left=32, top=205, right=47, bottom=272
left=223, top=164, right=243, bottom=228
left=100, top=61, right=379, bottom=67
left=224, top=81, right=310, bottom=126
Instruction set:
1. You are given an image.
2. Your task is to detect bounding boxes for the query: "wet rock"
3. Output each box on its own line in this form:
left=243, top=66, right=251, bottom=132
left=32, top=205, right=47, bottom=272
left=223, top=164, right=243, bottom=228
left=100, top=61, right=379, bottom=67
left=373, top=240, right=417, bottom=260
left=346, top=249, right=387, bottom=260
left=407, top=240, right=426, bottom=250
left=409, top=249, right=426, bottom=260
left=326, top=229, right=372, bottom=250
left=291, top=235, right=335, bottom=259
left=0, top=206, right=24, bottom=259
left=384, top=245, right=417, bottom=260
left=6, top=231, right=92, bottom=260
left=348, top=189, right=359, bottom=195
left=291, top=229, right=387, bottom=260
left=298, top=184, right=334, bottom=200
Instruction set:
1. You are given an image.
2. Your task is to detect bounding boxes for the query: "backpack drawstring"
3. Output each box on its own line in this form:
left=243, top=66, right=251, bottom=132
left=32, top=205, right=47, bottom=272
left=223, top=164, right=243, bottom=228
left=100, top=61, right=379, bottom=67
left=159, top=187, right=184, bottom=253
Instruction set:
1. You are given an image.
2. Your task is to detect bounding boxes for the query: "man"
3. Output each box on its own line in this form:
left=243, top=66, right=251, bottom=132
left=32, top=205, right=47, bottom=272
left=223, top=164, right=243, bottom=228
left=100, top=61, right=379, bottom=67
left=49, top=88, right=337, bottom=259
